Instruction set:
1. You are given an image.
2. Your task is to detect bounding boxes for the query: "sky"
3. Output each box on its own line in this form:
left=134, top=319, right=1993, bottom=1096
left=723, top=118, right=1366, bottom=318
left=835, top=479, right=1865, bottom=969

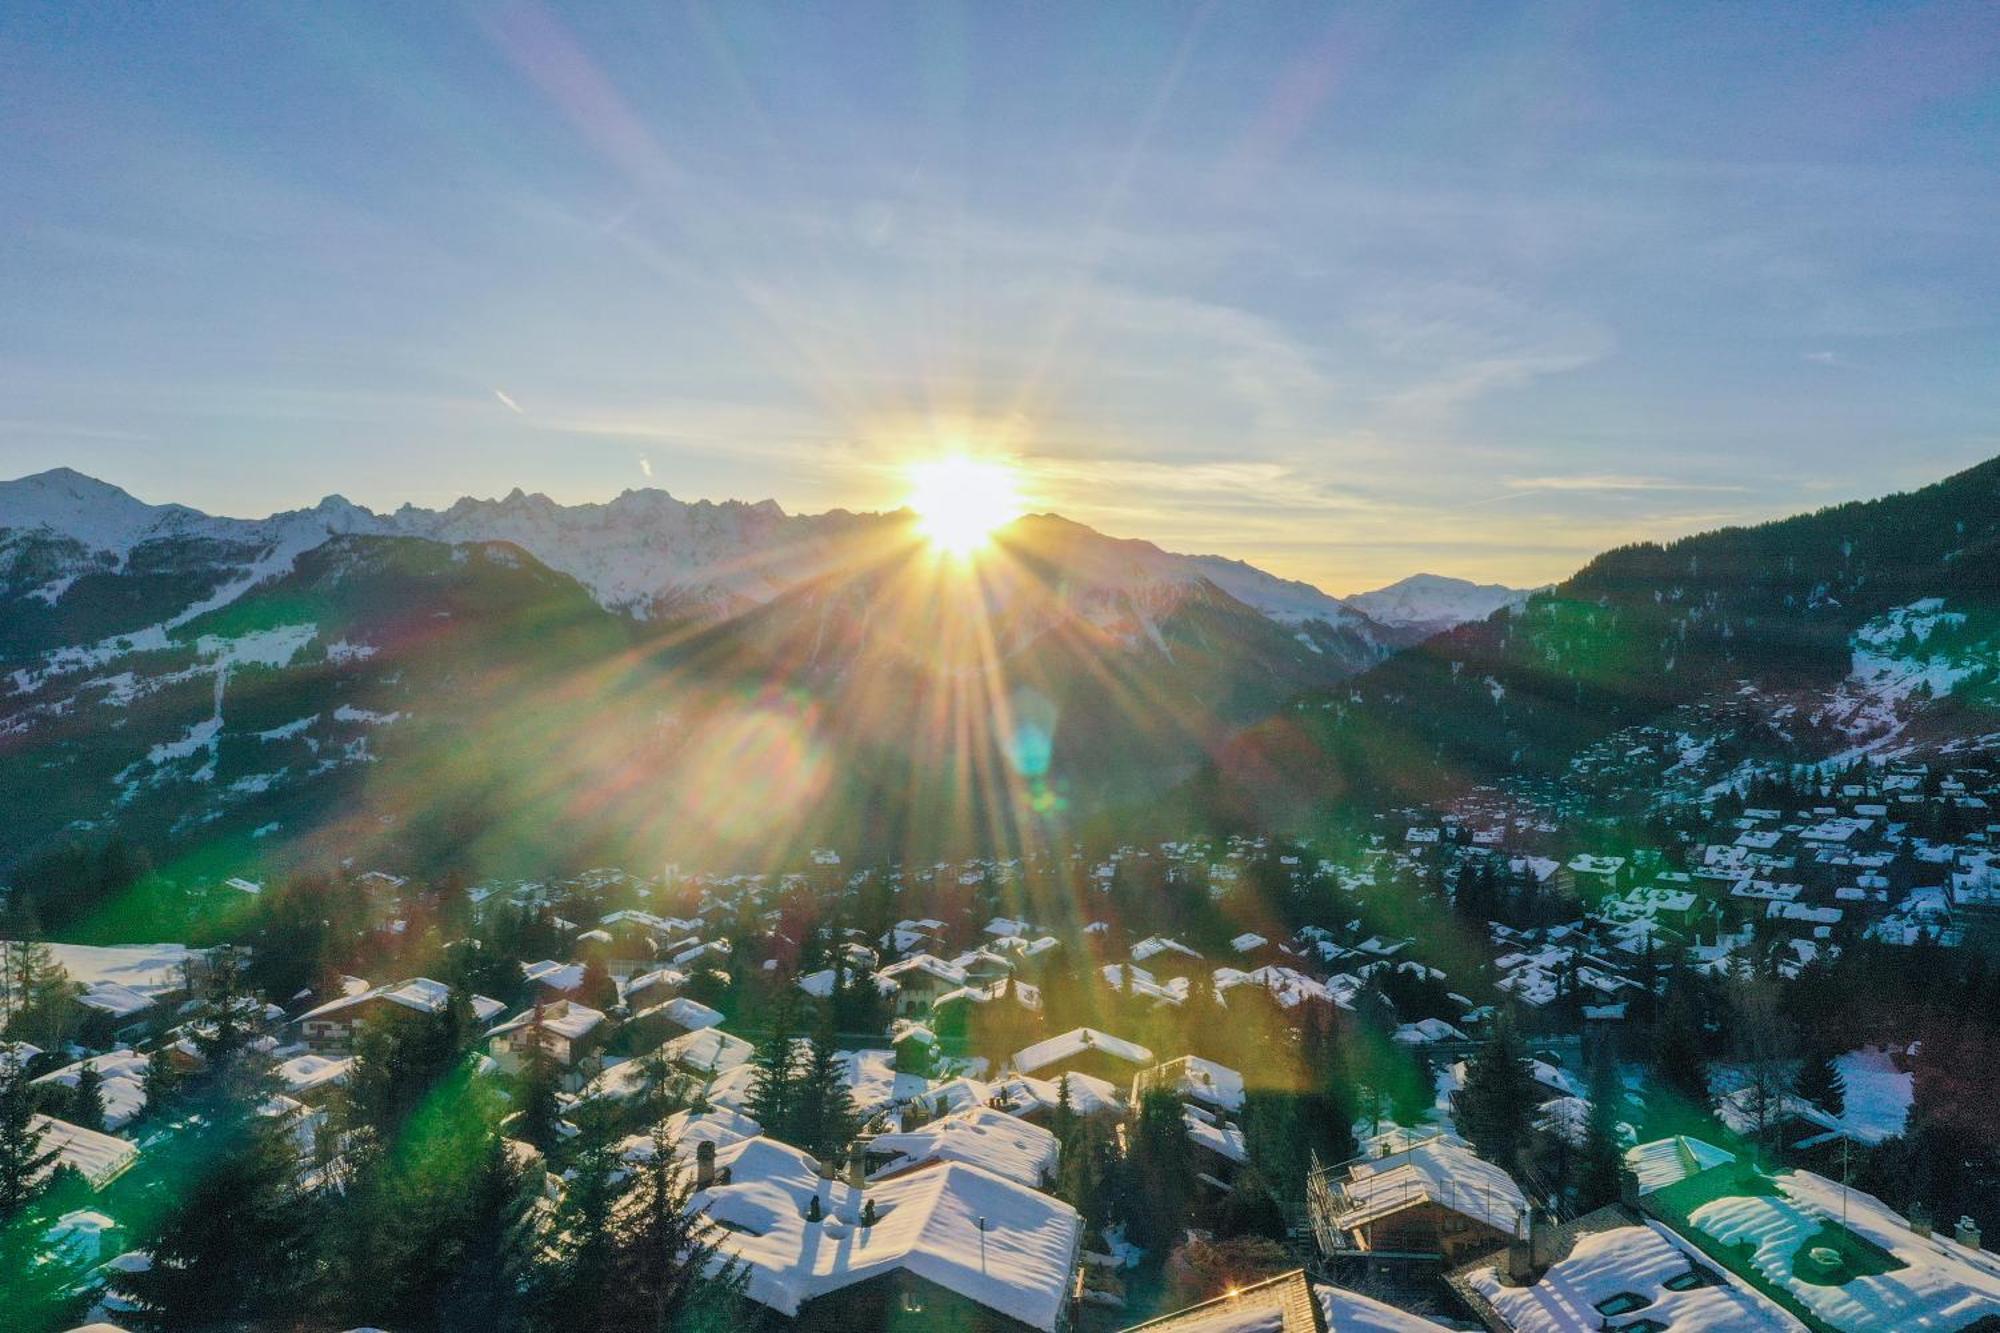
left=2, top=2, right=1997, bottom=594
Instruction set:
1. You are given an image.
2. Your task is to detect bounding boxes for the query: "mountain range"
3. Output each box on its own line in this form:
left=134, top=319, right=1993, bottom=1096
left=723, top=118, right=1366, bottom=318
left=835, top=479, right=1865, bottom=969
left=8, top=459, right=1994, bottom=881
left=0, top=469, right=1509, bottom=876
left=1206, top=455, right=2000, bottom=825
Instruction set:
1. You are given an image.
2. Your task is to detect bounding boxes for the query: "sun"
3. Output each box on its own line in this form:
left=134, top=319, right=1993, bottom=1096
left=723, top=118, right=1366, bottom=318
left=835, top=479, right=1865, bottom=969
left=907, top=455, right=1023, bottom=558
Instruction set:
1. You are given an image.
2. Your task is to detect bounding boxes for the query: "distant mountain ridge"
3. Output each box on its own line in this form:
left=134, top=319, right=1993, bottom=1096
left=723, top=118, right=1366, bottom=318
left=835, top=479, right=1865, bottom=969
left=1344, top=573, right=1533, bottom=639
left=1207, top=454, right=2000, bottom=824
left=0, top=468, right=1431, bottom=873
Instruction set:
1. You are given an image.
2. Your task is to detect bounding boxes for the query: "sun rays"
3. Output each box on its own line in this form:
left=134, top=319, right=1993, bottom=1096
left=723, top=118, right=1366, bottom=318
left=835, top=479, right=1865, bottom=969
left=907, top=455, right=1024, bottom=559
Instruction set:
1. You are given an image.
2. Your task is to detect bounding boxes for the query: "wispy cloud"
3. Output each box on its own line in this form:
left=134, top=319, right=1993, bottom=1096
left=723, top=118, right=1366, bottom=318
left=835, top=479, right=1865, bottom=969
left=638, top=455, right=652, bottom=478
left=1504, top=474, right=1748, bottom=494
left=493, top=389, right=525, bottom=415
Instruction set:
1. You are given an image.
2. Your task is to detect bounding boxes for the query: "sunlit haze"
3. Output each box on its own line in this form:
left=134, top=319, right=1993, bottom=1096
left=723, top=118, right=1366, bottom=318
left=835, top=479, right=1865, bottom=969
left=3, top=6, right=1996, bottom=592
left=908, top=455, right=1024, bottom=558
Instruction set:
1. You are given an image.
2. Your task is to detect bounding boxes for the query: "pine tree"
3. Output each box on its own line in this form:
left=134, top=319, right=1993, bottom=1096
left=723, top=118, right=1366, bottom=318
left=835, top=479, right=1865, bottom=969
left=1125, top=1089, right=1195, bottom=1250
left=528, top=1124, right=621, bottom=1331
left=1457, top=1012, right=1537, bottom=1169
left=3, top=935, right=77, bottom=1052
left=1796, top=1043, right=1848, bottom=1119
left=191, top=945, right=252, bottom=1067
left=1652, top=972, right=1713, bottom=1129
left=435, top=1131, right=535, bottom=1332
left=606, top=1119, right=745, bottom=1332
left=515, top=1004, right=564, bottom=1153
left=142, top=1045, right=184, bottom=1122
left=1576, top=1036, right=1626, bottom=1211
left=0, top=1050, right=86, bottom=1329
left=745, top=990, right=801, bottom=1143
left=69, top=1062, right=106, bottom=1132
left=123, top=1062, right=307, bottom=1328
left=793, top=1017, right=858, bottom=1158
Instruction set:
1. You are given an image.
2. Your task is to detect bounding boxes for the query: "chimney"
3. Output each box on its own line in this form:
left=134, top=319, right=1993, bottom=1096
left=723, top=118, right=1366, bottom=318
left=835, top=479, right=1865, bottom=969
left=846, top=1144, right=867, bottom=1189
left=1500, top=1211, right=1534, bottom=1285
left=695, top=1139, right=716, bottom=1190
left=1530, top=1204, right=1572, bottom=1271
left=1911, top=1202, right=1933, bottom=1239
left=1957, top=1216, right=1983, bottom=1251
left=1618, top=1167, right=1640, bottom=1209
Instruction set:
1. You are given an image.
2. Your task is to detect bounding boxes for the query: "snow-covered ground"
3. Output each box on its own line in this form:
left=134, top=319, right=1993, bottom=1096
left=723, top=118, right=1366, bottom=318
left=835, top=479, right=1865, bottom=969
left=1832, top=1046, right=1913, bottom=1145
left=1689, top=1169, right=2000, bottom=1330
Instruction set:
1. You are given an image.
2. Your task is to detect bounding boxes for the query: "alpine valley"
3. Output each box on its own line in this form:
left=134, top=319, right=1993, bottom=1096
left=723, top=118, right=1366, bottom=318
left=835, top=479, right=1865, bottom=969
left=3, top=459, right=1996, bottom=880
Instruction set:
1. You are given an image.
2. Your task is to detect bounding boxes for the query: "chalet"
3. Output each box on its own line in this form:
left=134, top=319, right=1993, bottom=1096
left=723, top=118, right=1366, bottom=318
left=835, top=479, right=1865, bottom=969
left=1449, top=1203, right=1795, bottom=1332
left=1183, top=1104, right=1248, bottom=1191
left=625, top=994, right=724, bottom=1048
left=1012, top=1027, right=1154, bottom=1087
left=864, top=1105, right=1059, bottom=1190
left=692, top=1136, right=1081, bottom=1332
left=1627, top=1136, right=2000, bottom=1330
left=1309, top=1129, right=1524, bottom=1266
left=32, top=1114, right=139, bottom=1190
left=1130, top=1055, right=1245, bottom=1116
left=876, top=954, right=970, bottom=1016
left=32, top=1051, right=151, bottom=1130
left=293, top=977, right=505, bottom=1054
left=485, top=1000, right=609, bottom=1091
left=658, top=1025, right=754, bottom=1081
left=989, top=1069, right=1126, bottom=1127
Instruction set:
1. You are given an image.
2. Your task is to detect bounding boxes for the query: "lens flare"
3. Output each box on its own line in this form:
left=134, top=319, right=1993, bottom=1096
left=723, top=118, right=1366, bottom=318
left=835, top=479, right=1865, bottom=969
left=907, top=455, right=1023, bottom=558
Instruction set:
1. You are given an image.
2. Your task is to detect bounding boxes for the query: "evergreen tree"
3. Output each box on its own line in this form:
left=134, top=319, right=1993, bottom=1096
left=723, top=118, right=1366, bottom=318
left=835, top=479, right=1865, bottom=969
left=514, top=1003, right=564, bottom=1154
left=3, top=935, right=77, bottom=1052
left=141, top=1046, right=184, bottom=1122
left=793, top=1016, right=858, bottom=1158
left=123, top=1061, right=307, bottom=1328
left=68, top=1063, right=105, bottom=1133
left=1576, top=1036, right=1626, bottom=1211
left=1125, top=1089, right=1195, bottom=1250
left=0, top=1050, right=86, bottom=1330
left=1652, top=973, right=1713, bottom=1128
left=745, top=990, right=801, bottom=1143
left=605, top=1119, right=745, bottom=1331
left=435, top=1131, right=536, bottom=1332
left=1796, top=1042, right=1848, bottom=1119
left=1457, top=1012, right=1537, bottom=1169
left=528, top=1124, right=622, bottom=1331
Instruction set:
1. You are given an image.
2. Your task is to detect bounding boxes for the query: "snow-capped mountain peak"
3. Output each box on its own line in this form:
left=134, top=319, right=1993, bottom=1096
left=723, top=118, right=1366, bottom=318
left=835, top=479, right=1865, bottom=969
left=1344, top=572, right=1532, bottom=633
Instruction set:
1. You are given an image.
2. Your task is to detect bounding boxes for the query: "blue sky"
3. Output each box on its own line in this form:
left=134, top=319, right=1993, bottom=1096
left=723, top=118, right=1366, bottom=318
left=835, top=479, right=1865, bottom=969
left=3, top=2, right=1996, bottom=591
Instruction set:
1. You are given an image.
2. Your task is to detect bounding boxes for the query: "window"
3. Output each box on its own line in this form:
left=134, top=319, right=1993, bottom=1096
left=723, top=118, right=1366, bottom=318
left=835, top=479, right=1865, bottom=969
left=1593, top=1292, right=1652, bottom=1317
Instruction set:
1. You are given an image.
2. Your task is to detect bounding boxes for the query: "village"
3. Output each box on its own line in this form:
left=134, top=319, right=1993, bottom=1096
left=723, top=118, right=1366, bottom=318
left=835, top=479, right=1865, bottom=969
left=6, top=750, right=2000, bottom=1331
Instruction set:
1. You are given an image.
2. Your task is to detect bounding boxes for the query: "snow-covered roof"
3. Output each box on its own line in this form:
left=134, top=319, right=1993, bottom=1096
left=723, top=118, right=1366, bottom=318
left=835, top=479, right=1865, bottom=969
left=1686, top=1168, right=2000, bottom=1330
left=1332, top=1131, right=1526, bottom=1235
left=1012, top=1027, right=1154, bottom=1076
left=660, top=1026, right=754, bottom=1075
left=487, top=1000, right=606, bottom=1043
left=32, top=1050, right=150, bottom=1129
left=1624, top=1136, right=1737, bottom=1195
left=74, top=982, right=157, bottom=1018
left=295, top=976, right=502, bottom=1025
left=274, top=1052, right=355, bottom=1096
left=522, top=959, right=585, bottom=991
left=696, top=1138, right=1082, bottom=1331
left=616, top=1107, right=763, bottom=1165
left=32, top=1114, right=138, bottom=1188
left=869, top=1105, right=1058, bottom=1189
left=632, top=995, right=723, bottom=1033
left=990, top=1070, right=1126, bottom=1120
left=1463, top=1217, right=1798, bottom=1331
left=1183, top=1106, right=1247, bottom=1165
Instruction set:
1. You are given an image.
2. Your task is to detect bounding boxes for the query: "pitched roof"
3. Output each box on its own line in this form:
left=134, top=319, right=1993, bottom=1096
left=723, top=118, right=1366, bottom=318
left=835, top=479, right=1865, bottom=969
left=696, top=1139, right=1082, bottom=1331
